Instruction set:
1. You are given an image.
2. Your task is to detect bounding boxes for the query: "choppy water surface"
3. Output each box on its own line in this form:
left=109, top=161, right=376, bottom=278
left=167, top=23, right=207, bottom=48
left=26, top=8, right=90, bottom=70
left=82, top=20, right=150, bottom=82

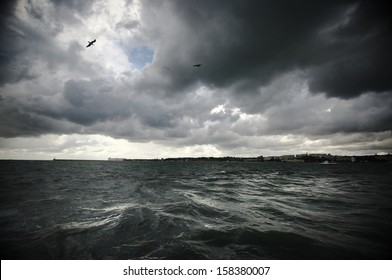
left=1, top=160, right=391, bottom=259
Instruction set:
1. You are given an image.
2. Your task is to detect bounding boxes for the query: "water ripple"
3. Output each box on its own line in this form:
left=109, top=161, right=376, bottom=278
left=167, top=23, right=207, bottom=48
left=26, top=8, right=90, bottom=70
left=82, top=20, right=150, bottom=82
left=1, top=161, right=391, bottom=259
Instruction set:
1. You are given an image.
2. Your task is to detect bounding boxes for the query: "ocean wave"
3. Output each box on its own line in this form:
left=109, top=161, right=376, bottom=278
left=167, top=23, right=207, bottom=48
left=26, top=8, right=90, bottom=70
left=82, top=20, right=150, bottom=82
left=1, top=161, right=391, bottom=259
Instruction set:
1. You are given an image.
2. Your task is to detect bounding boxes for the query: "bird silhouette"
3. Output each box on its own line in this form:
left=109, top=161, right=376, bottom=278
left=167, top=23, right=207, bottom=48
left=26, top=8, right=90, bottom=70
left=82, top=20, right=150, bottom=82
left=193, top=64, right=202, bottom=67
left=86, top=39, right=96, bottom=48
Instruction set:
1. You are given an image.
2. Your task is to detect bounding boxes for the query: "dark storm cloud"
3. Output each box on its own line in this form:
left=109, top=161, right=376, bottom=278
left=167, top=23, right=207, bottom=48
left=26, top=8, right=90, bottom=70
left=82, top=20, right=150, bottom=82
left=308, top=1, right=392, bottom=98
left=0, top=76, right=133, bottom=137
left=0, top=0, right=16, bottom=17
left=0, top=1, right=26, bottom=85
left=0, top=94, right=77, bottom=138
left=142, top=0, right=391, bottom=99
left=263, top=92, right=392, bottom=136
left=52, top=78, right=132, bottom=126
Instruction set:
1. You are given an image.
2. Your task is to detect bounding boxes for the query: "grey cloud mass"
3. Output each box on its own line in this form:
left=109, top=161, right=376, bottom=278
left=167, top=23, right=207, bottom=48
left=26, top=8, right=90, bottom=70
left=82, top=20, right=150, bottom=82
left=0, top=0, right=391, bottom=158
left=143, top=0, right=392, bottom=98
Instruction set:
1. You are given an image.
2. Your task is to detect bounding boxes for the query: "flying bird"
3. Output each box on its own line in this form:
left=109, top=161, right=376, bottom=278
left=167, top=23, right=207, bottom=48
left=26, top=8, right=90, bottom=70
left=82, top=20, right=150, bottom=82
left=86, top=39, right=96, bottom=48
left=193, top=64, right=202, bottom=67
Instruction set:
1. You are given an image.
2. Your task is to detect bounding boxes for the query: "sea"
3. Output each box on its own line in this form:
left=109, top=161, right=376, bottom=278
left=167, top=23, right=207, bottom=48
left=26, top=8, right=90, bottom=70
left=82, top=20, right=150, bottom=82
left=0, top=160, right=391, bottom=260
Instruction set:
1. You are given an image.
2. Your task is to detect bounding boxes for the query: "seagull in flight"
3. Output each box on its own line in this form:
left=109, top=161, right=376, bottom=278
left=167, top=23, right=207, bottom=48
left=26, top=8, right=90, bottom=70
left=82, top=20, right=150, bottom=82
left=193, top=64, right=202, bottom=67
left=86, top=39, right=96, bottom=48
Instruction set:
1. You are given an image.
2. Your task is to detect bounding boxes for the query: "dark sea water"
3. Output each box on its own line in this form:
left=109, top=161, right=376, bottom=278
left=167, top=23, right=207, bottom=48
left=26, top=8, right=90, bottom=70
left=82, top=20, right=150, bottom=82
left=1, top=160, right=391, bottom=260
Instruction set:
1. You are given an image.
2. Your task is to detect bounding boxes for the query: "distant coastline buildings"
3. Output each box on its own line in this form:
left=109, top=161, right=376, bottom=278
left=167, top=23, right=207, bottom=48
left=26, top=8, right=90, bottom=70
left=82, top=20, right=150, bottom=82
left=107, top=153, right=392, bottom=163
left=107, top=157, right=125, bottom=161
left=264, top=153, right=391, bottom=163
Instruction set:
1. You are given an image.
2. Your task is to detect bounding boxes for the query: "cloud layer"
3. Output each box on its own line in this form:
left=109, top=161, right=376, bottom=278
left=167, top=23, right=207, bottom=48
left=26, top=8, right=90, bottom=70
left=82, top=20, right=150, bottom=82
left=1, top=0, right=391, bottom=158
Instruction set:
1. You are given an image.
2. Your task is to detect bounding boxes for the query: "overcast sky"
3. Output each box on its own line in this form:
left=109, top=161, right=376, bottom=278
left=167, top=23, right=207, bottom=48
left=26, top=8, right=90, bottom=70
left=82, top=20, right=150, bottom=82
left=1, top=0, right=391, bottom=160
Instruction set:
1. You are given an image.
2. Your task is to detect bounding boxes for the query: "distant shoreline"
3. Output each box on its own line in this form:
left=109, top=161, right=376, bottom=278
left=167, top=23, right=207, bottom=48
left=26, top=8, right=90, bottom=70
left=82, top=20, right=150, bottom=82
left=1, top=153, right=391, bottom=163
left=109, top=154, right=392, bottom=163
